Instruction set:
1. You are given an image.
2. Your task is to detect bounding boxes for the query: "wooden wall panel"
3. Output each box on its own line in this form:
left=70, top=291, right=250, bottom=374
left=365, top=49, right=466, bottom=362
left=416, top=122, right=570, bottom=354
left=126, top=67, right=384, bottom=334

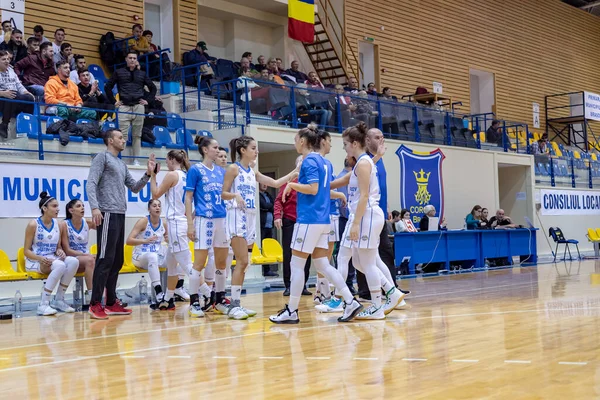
left=344, top=0, right=600, bottom=130
left=174, top=0, right=199, bottom=62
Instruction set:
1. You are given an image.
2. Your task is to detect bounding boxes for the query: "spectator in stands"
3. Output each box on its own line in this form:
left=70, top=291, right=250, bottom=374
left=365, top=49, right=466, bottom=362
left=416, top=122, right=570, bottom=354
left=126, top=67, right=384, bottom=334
left=489, top=209, right=518, bottom=229
left=0, top=20, right=11, bottom=43
left=305, top=71, right=324, bottom=89
left=380, top=87, right=398, bottom=101
left=26, top=37, right=40, bottom=55
left=142, top=30, right=172, bottom=80
left=0, top=29, right=27, bottom=65
left=70, top=55, right=96, bottom=84
left=355, top=90, right=378, bottom=128
left=387, top=210, right=400, bottom=233
left=466, top=205, right=482, bottom=230
left=267, top=57, right=281, bottom=76
left=0, top=50, right=34, bottom=138
left=330, top=84, right=355, bottom=127
left=295, top=83, right=332, bottom=128
left=243, top=51, right=254, bottom=67
left=395, top=209, right=411, bottom=232
left=344, top=76, right=359, bottom=94
left=261, top=66, right=285, bottom=85
left=275, top=57, right=285, bottom=74
left=237, top=57, right=258, bottom=77
left=486, top=120, right=504, bottom=146
left=419, top=205, right=447, bottom=231
left=380, top=87, right=399, bottom=134
left=255, top=55, right=267, bottom=72
left=45, top=60, right=96, bottom=121
left=105, top=51, right=157, bottom=165
left=259, top=183, right=278, bottom=277
left=14, top=41, right=55, bottom=99
left=78, top=68, right=112, bottom=120
left=31, top=25, right=50, bottom=44
left=59, top=43, right=76, bottom=71
left=183, top=41, right=214, bottom=86
left=284, top=60, right=308, bottom=83
left=128, top=24, right=151, bottom=54
left=367, top=82, right=377, bottom=97
left=532, top=135, right=549, bottom=155
left=52, top=28, right=66, bottom=65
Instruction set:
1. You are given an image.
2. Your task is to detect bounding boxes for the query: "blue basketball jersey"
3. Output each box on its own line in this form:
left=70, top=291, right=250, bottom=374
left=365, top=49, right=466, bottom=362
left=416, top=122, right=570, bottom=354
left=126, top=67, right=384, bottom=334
left=323, top=158, right=340, bottom=216
left=297, top=153, right=330, bottom=224
left=185, top=162, right=227, bottom=218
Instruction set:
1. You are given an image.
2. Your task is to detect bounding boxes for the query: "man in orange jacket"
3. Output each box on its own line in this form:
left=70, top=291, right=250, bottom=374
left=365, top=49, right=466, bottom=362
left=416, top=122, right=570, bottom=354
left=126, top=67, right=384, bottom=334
left=44, top=60, right=96, bottom=120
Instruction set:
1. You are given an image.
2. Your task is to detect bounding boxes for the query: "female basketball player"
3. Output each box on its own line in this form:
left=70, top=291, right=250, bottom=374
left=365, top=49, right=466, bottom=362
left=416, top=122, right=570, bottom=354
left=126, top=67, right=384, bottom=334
left=24, top=192, right=80, bottom=316
left=126, top=199, right=168, bottom=308
left=269, top=124, right=363, bottom=324
left=60, top=199, right=96, bottom=302
left=150, top=150, right=192, bottom=310
left=221, top=136, right=298, bottom=319
left=185, top=136, right=244, bottom=318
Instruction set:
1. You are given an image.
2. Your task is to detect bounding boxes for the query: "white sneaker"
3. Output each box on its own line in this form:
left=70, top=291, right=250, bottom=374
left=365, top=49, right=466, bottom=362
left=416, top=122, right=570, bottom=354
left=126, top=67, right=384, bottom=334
left=356, top=304, right=385, bottom=320
left=37, top=302, right=57, bottom=316
left=338, top=299, right=363, bottom=322
left=214, top=301, right=229, bottom=315
left=315, top=297, right=344, bottom=313
left=395, top=299, right=410, bottom=310
left=269, top=305, right=299, bottom=324
left=188, top=302, right=205, bottom=318
left=174, top=287, right=190, bottom=301
left=51, top=300, right=75, bottom=313
left=227, top=305, right=249, bottom=320
left=313, top=294, right=328, bottom=305
left=382, top=288, right=405, bottom=315
left=241, top=306, right=257, bottom=317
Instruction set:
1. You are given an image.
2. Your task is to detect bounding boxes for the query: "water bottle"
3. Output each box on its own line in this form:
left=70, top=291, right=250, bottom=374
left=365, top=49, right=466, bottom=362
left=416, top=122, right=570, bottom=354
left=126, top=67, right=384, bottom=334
left=73, top=279, right=82, bottom=311
left=139, top=276, right=148, bottom=304
left=13, top=290, right=22, bottom=318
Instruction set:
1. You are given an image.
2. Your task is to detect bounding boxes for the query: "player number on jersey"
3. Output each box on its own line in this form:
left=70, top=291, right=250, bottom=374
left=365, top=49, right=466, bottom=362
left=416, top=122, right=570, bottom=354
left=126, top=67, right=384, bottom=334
left=245, top=199, right=255, bottom=209
left=324, top=165, right=328, bottom=188
left=215, top=194, right=222, bottom=204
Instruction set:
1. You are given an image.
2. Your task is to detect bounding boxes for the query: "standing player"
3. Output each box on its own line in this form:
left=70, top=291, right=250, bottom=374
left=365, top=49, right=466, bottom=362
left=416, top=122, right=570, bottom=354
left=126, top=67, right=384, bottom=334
left=185, top=136, right=241, bottom=318
left=222, top=136, right=298, bottom=319
left=150, top=150, right=192, bottom=310
left=269, top=124, right=363, bottom=324
left=24, top=192, right=80, bottom=315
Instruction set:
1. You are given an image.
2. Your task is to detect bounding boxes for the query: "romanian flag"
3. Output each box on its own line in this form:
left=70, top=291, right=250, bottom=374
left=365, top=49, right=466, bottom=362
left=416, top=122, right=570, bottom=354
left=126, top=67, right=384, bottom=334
left=288, top=0, right=315, bottom=43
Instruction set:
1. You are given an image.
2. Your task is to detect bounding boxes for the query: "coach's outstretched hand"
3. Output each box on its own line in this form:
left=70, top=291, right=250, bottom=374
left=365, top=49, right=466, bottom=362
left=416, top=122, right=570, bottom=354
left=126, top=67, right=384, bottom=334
left=147, top=153, right=157, bottom=176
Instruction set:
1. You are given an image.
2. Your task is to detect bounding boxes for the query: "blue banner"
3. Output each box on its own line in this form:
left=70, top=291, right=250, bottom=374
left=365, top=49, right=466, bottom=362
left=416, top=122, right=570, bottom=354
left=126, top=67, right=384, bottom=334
left=396, top=145, right=445, bottom=225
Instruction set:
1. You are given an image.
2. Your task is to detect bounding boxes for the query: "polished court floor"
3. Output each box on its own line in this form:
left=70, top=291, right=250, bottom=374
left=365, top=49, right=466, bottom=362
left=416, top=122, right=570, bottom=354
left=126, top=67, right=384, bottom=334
left=1, top=261, right=600, bottom=399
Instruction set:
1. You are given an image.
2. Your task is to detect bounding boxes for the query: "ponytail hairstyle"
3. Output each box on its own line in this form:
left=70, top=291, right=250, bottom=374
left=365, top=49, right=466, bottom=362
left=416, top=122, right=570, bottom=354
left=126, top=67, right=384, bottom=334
left=147, top=198, right=161, bottom=210
left=297, top=123, right=321, bottom=151
left=38, top=191, right=56, bottom=215
left=229, top=135, right=255, bottom=162
left=65, top=199, right=82, bottom=220
left=342, top=121, right=368, bottom=148
left=194, top=135, right=215, bottom=160
left=167, top=149, right=190, bottom=172
left=318, top=129, right=331, bottom=148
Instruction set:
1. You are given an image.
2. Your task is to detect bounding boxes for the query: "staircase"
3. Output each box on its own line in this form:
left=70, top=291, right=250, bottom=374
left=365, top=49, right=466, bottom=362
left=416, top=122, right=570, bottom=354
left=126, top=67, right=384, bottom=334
left=302, top=0, right=361, bottom=86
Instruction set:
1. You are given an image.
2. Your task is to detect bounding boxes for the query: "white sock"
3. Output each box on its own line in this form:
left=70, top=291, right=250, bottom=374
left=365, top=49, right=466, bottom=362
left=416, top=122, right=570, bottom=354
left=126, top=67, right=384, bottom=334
left=312, top=257, right=353, bottom=304
left=317, top=277, right=330, bottom=298
left=56, top=284, right=68, bottom=301
left=288, top=255, right=307, bottom=311
left=215, top=269, right=226, bottom=293
left=43, top=260, right=66, bottom=302
left=41, top=289, right=52, bottom=303
left=204, top=251, right=215, bottom=283
left=379, top=269, right=394, bottom=293
left=198, top=282, right=211, bottom=298
left=165, top=289, right=175, bottom=301
left=231, top=285, right=242, bottom=302
left=189, top=268, right=202, bottom=298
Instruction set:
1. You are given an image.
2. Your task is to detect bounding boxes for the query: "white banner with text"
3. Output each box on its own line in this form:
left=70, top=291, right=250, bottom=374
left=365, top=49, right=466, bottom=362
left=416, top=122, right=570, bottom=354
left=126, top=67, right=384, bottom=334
left=540, top=189, right=600, bottom=216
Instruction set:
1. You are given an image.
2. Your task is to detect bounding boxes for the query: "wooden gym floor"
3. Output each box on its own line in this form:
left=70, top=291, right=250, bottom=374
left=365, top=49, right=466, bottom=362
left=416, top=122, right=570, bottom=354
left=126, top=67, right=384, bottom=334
left=0, top=260, right=600, bottom=399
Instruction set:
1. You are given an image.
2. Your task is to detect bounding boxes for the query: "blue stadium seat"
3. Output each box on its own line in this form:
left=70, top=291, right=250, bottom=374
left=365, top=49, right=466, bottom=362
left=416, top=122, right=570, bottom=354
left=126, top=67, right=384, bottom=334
left=167, top=113, right=183, bottom=132
left=537, top=162, right=549, bottom=176
left=198, top=130, right=213, bottom=138
left=176, top=128, right=198, bottom=150
left=88, top=64, right=106, bottom=79
left=75, top=118, right=102, bottom=143
left=17, top=113, right=53, bottom=140
left=153, top=126, right=184, bottom=149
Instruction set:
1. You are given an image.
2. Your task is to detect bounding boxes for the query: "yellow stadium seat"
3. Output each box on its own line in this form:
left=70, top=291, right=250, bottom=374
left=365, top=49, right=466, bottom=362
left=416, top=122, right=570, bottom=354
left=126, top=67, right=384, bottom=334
left=533, top=132, right=541, bottom=141
left=17, top=247, right=47, bottom=280
left=592, top=153, right=598, bottom=161
left=587, top=228, right=600, bottom=242
left=251, top=243, right=277, bottom=265
left=90, top=244, right=97, bottom=255
left=508, top=130, right=516, bottom=139
left=262, top=238, right=283, bottom=262
left=120, top=245, right=137, bottom=273
left=595, top=228, right=600, bottom=239
left=0, top=250, right=28, bottom=281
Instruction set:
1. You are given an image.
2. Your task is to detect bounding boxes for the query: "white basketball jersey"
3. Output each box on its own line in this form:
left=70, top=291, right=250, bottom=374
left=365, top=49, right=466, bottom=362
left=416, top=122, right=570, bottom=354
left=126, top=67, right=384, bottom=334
left=133, top=216, right=166, bottom=255
left=348, top=154, right=380, bottom=215
left=66, top=219, right=89, bottom=253
left=31, top=218, right=60, bottom=257
left=229, top=162, right=257, bottom=211
left=165, top=170, right=187, bottom=220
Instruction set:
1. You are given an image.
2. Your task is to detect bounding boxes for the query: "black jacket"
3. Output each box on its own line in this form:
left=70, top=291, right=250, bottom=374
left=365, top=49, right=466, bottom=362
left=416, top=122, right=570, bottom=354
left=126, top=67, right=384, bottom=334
left=0, top=41, right=27, bottom=65
left=259, top=191, right=274, bottom=228
left=104, top=67, right=156, bottom=106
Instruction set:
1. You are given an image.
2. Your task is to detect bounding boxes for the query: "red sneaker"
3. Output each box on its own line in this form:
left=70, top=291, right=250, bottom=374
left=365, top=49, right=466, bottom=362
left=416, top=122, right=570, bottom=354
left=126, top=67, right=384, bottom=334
left=89, top=303, right=108, bottom=320
left=105, top=302, right=132, bottom=315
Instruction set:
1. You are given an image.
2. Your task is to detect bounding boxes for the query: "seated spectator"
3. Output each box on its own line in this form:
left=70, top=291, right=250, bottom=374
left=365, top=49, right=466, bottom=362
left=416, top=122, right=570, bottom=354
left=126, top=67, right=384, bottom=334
left=0, top=29, right=27, bottom=65
left=486, top=119, right=503, bottom=146
left=305, top=71, right=324, bottom=89
left=295, top=83, right=332, bottom=128
left=267, top=57, right=280, bottom=75
left=52, top=28, right=66, bottom=65
left=59, top=42, right=76, bottom=71
left=380, top=87, right=398, bottom=101
left=284, top=60, right=308, bottom=83
left=242, top=51, right=254, bottom=68
left=262, top=63, right=285, bottom=85
left=237, top=57, right=258, bottom=77
left=70, top=55, right=96, bottom=84
left=26, top=37, right=40, bottom=55
left=379, top=87, right=399, bottom=135
left=419, top=205, right=446, bottom=231
left=395, top=209, right=413, bottom=232
left=0, top=50, right=34, bottom=138
left=182, top=41, right=214, bottom=86
left=31, top=25, right=50, bottom=44
left=255, top=55, right=267, bottom=72
left=45, top=60, right=96, bottom=121
left=531, top=134, right=549, bottom=155
left=465, top=205, right=482, bottom=230
left=480, top=208, right=490, bottom=228
left=78, top=68, right=112, bottom=120
left=14, top=41, right=55, bottom=99
left=105, top=51, right=157, bottom=164
left=366, top=82, right=377, bottom=97
left=387, top=210, right=400, bottom=233
left=344, top=76, right=359, bottom=94
left=355, top=90, right=378, bottom=128
left=237, top=69, right=259, bottom=102
left=276, top=57, right=285, bottom=74
left=142, top=30, right=172, bottom=79
left=329, top=84, right=355, bottom=127
left=489, top=209, right=519, bottom=229
left=0, top=20, right=11, bottom=43
left=128, top=24, right=151, bottom=54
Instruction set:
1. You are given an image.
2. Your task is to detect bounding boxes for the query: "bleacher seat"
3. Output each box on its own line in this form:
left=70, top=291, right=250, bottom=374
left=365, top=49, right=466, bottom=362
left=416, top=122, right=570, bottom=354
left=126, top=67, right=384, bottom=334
left=198, top=130, right=213, bottom=138
left=262, top=238, right=283, bottom=262
left=0, top=250, right=28, bottom=281
left=167, top=113, right=184, bottom=132
left=17, top=247, right=47, bottom=280
left=46, top=115, right=84, bottom=143
left=17, top=113, right=53, bottom=140
left=145, top=126, right=184, bottom=149
left=88, top=64, right=105, bottom=79
left=251, top=243, right=277, bottom=265
left=176, top=128, right=198, bottom=150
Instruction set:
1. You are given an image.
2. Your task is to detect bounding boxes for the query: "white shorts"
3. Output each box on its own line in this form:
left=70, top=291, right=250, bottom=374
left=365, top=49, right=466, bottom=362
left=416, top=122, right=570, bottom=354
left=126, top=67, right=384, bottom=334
left=227, top=208, right=257, bottom=245
left=26, top=255, right=57, bottom=272
left=166, top=218, right=190, bottom=253
left=132, top=251, right=167, bottom=268
left=340, top=207, right=384, bottom=249
left=291, top=223, right=330, bottom=253
left=194, top=217, right=230, bottom=250
left=329, top=215, right=340, bottom=243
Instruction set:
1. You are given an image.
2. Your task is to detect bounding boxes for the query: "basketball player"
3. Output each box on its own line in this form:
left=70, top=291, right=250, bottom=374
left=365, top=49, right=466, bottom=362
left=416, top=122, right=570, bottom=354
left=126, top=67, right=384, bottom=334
left=221, top=136, right=298, bottom=319
left=269, top=124, right=363, bottom=324
left=24, top=192, right=80, bottom=315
